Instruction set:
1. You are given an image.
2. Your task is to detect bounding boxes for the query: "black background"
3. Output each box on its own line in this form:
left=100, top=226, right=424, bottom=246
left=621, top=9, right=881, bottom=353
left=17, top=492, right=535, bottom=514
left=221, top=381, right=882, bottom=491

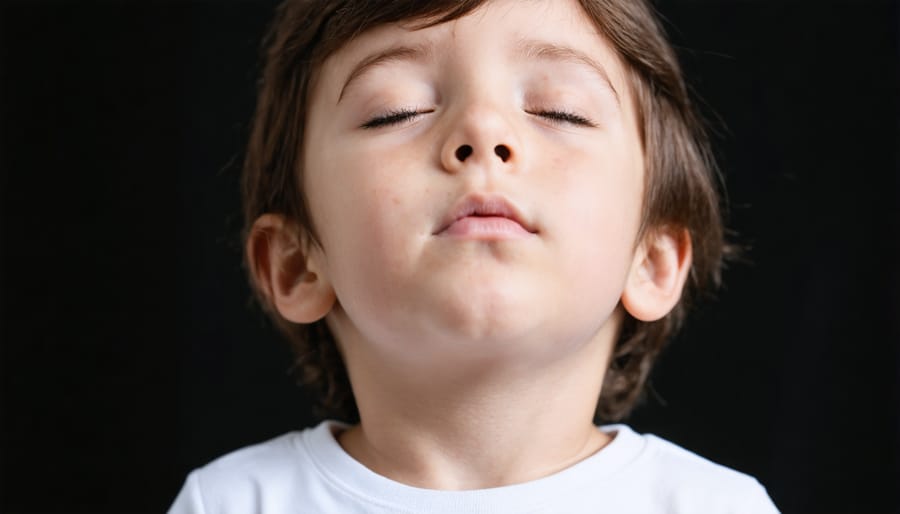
left=1, top=1, right=898, bottom=512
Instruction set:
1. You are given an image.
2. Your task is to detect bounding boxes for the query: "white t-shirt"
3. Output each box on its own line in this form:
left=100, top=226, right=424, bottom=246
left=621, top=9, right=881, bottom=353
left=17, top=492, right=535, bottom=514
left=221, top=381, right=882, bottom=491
left=170, top=421, right=779, bottom=513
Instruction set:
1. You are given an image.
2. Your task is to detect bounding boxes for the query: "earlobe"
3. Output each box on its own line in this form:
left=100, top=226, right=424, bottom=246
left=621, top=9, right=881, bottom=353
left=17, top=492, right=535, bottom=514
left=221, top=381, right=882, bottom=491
left=245, top=213, right=335, bottom=324
left=621, top=227, right=692, bottom=322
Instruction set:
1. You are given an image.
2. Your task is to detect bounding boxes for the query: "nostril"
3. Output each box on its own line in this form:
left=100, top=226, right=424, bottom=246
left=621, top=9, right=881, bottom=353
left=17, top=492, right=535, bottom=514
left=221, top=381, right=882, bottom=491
left=455, top=144, right=473, bottom=162
left=494, top=144, right=511, bottom=162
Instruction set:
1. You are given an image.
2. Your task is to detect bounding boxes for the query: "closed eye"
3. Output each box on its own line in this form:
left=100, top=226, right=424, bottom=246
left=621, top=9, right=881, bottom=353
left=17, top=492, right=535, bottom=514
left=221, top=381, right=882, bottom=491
left=361, top=108, right=433, bottom=129
left=528, top=109, right=596, bottom=127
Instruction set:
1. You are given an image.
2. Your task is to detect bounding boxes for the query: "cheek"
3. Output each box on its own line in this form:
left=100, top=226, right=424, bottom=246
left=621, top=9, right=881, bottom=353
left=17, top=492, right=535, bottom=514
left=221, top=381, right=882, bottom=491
left=550, top=138, right=642, bottom=229
left=545, top=140, right=644, bottom=300
left=307, top=150, right=430, bottom=305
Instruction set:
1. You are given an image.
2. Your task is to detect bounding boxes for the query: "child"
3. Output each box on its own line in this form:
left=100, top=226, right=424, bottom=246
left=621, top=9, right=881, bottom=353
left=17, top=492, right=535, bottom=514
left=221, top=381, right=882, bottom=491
left=171, top=0, right=779, bottom=511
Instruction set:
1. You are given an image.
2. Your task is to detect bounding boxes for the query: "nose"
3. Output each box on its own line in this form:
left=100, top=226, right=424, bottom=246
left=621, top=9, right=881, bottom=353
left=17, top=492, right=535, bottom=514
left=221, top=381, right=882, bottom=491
left=453, top=144, right=511, bottom=163
left=440, top=104, right=519, bottom=173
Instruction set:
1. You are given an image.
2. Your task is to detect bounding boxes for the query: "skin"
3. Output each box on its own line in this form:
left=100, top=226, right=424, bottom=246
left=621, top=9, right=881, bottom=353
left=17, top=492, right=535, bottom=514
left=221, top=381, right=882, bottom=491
left=248, top=0, right=692, bottom=491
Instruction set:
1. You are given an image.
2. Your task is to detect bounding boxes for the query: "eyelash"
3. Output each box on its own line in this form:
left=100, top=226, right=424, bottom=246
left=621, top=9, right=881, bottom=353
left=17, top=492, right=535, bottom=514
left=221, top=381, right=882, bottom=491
left=528, top=109, right=596, bottom=127
left=360, top=108, right=596, bottom=129
left=361, top=108, right=430, bottom=129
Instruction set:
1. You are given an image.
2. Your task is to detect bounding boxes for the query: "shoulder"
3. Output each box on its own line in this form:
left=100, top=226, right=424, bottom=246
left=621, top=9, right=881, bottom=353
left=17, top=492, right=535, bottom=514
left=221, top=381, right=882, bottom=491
left=169, top=422, right=338, bottom=514
left=602, top=425, right=780, bottom=513
left=639, top=430, right=759, bottom=488
left=199, top=430, right=307, bottom=487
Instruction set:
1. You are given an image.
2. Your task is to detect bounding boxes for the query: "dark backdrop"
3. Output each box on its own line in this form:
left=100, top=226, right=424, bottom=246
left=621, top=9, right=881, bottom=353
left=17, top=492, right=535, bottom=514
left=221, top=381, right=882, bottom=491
left=1, top=1, right=897, bottom=512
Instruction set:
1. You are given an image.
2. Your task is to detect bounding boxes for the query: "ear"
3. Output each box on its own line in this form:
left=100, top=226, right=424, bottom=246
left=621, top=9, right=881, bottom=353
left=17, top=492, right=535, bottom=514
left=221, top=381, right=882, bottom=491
left=245, top=213, right=335, bottom=324
left=621, top=227, right=692, bottom=322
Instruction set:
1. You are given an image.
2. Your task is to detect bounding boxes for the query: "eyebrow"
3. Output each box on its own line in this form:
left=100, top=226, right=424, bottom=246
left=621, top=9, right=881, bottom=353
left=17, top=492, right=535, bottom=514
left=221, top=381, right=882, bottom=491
left=338, top=43, right=434, bottom=102
left=515, top=38, right=620, bottom=104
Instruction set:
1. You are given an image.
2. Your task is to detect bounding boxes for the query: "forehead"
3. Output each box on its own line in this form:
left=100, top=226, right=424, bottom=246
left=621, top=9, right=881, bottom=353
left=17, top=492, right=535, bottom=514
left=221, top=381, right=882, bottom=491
left=312, top=0, right=635, bottom=110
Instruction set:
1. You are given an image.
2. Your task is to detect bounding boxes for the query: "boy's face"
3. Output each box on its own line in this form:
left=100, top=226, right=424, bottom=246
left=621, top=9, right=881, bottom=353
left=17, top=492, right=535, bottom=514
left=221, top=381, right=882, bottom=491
left=302, top=0, right=645, bottom=366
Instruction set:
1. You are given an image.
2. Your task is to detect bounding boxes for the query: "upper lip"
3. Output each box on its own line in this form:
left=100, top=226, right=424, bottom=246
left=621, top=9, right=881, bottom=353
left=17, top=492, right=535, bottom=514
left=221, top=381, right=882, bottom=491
left=434, top=193, right=537, bottom=234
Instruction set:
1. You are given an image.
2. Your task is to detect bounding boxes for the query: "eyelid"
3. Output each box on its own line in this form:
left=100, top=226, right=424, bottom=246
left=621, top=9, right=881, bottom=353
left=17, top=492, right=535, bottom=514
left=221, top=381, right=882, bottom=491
left=360, top=107, right=433, bottom=129
left=360, top=106, right=595, bottom=129
left=339, top=43, right=434, bottom=103
left=526, top=109, right=597, bottom=128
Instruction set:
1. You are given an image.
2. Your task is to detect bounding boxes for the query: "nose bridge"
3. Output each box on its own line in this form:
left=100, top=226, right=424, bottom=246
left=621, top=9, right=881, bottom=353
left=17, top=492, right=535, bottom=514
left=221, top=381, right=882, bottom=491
left=440, top=96, right=519, bottom=172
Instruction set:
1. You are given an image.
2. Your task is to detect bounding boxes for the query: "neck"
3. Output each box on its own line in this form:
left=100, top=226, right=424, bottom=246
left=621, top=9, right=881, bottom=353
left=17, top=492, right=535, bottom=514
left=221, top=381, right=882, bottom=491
left=336, top=325, right=616, bottom=490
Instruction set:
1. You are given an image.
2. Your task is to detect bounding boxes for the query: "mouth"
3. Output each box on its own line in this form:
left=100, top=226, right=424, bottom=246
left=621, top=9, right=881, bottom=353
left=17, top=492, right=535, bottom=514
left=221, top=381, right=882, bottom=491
left=434, top=193, right=537, bottom=238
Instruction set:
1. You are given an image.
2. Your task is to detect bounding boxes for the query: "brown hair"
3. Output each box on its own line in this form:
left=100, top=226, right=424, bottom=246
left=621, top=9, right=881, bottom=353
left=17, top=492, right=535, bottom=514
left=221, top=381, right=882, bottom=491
left=241, top=0, right=727, bottom=422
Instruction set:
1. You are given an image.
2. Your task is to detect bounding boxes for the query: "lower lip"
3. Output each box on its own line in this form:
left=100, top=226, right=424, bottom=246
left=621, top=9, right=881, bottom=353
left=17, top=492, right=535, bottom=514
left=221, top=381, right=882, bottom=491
left=441, top=216, right=533, bottom=239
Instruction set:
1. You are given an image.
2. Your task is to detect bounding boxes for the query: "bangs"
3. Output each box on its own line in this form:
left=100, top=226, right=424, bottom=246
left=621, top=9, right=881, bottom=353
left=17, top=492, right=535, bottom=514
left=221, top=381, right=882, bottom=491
left=310, top=0, right=491, bottom=62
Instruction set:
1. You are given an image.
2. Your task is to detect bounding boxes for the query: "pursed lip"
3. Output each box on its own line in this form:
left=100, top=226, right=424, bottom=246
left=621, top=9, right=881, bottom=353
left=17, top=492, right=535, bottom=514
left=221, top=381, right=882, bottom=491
left=433, top=193, right=537, bottom=236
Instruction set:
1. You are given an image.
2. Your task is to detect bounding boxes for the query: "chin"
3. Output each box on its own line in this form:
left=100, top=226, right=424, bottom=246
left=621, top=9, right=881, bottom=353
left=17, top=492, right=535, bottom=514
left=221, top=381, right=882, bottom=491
left=422, top=282, right=545, bottom=347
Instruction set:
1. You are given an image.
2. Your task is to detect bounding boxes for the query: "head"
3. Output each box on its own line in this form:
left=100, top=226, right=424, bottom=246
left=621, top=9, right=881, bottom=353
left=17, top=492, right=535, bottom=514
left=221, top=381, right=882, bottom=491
left=242, top=0, right=726, bottom=422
